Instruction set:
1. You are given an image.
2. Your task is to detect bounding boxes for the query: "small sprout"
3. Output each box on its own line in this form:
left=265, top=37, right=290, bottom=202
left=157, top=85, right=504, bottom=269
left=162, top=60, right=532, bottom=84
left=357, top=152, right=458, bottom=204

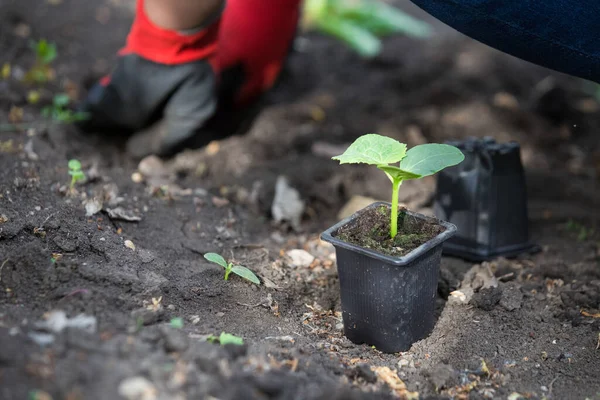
left=207, top=332, right=244, bottom=346
left=203, top=252, right=260, bottom=285
left=25, top=39, right=58, bottom=83
left=68, top=159, right=86, bottom=192
left=332, top=133, right=464, bottom=238
left=42, top=93, right=90, bottom=123
left=2, top=63, right=11, bottom=79
left=170, top=317, right=184, bottom=329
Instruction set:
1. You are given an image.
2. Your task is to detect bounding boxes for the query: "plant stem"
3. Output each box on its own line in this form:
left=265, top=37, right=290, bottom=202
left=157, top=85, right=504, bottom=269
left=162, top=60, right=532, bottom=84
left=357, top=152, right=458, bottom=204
left=390, top=179, right=402, bottom=238
left=224, top=266, right=231, bottom=280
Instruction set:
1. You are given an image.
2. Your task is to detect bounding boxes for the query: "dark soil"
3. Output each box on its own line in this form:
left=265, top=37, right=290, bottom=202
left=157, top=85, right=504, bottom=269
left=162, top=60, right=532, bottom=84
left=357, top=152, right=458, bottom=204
left=1, top=0, right=600, bottom=399
left=336, top=205, right=444, bottom=257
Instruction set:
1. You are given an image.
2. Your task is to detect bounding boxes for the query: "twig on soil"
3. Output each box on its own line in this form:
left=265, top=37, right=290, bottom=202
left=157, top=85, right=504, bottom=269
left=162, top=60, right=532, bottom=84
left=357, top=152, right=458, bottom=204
left=0, top=259, right=8, bottom=283
left=548, top=376, right=559, bottom=398
left=236, top=301, right=263, bottom=308
left=497, top=272, right=515, bottom=281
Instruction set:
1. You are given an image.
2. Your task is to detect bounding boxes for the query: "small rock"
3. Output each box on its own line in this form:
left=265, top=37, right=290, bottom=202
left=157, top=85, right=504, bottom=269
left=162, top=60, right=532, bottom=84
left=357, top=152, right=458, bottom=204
left=216, top=312, right=225, bottom=317
left=138, top=155, right=169, bottom=179
left=107, top=207, right=142, bottom=222
left=118, top=376, right=157, bottom=400
left=35, top=310, right=97, bottom=334
left=190, top=315, right=200, bottom=325
left=84, top=197, right=103, bottom=217
left=285, top=249, right=315, bottom=268
left=271, top=175, right=304, bottom=231
left=131, top=172, right=144, bottom=183
left=500, top=282, right=524, bottom=311
left=167, top=304, right=175, bottom=310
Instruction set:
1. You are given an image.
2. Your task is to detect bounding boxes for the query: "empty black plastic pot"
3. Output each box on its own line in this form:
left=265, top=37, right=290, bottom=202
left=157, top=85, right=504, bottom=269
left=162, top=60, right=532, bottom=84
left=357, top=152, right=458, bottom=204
left=433, top=137, right=540, bottom=262
left=321, top=202, right=456, bottom=353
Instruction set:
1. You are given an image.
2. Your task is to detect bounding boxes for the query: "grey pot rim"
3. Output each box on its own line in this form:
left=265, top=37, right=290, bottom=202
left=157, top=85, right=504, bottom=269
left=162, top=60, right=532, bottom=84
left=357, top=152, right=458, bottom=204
left=320, top=201, right=457, bottom=266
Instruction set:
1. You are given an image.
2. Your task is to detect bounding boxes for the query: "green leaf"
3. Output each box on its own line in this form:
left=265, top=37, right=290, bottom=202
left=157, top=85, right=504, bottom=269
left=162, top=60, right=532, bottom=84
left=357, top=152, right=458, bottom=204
left=315, top=16, right=381, bottom=58
left=53, top=93, right=70, bottom=107
left=68, top=159, right=82, bottom=171
left=170, top=317, right=184, bottom=329
left=203, top=252, right=228, bottom=268
left=332, top=134, right=407, bottom=165
left=399, top=144, right=464, bottom=177
left=231, top=265, right=260, bottom=285
left=219, top=332, right=244, bottom=346
left=377, top=165, right=422, bottom=181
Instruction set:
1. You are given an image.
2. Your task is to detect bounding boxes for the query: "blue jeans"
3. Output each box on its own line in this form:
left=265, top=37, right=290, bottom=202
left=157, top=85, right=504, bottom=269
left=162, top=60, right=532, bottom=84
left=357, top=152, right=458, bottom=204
left=409, top=0, right=600, bottom=83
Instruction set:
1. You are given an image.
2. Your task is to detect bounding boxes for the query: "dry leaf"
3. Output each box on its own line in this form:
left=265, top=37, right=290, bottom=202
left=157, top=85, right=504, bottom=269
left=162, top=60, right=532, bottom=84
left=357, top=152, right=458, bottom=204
left=580, top=309, right=600, bottom=318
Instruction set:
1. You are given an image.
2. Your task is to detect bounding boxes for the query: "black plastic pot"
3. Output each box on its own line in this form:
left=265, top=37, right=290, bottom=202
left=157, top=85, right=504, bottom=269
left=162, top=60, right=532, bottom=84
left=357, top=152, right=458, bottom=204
left=433, top=137, right=540, bottom=262
left=320, top=202, right=456, bottom=353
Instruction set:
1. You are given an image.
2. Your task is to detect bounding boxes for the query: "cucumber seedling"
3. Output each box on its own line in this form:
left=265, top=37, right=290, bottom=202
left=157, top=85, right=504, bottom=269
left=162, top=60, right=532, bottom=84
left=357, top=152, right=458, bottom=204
left=332, top=133, right=464, bottom=238
left=42, top=93, right=90, bottom=123
left=207, top=332, right=244, bottom=346
left=203, top=253, right=260, bottom=285
left=25, top=39, right=57, bottom=83
left=68, top=159, right=86, bottom=192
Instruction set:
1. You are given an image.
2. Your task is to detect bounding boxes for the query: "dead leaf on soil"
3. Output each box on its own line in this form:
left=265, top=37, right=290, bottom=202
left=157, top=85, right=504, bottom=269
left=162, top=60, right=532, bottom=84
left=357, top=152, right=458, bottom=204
left=372, top=366, right=418, bottom=399
left=107, top=207, right=142, bottom=222
left=580, top=309, right=600, bottom=318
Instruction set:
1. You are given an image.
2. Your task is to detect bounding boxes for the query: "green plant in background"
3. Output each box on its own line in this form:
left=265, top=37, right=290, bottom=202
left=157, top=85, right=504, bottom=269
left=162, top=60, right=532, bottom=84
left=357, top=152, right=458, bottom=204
left=302, top=0, right=431, bottom=58
left=170, top=317, right=184, bottom=329
left=68, top=159, right=86, bottom=192
left=203, top=253, right=260, bottom=285
left=332, top=134, right=464, bottom=238
left=566, top=219, right=595, bottom=241
left=207, top=332, right=244, bottom=346
left=42, top=93, right=90, bottom=123
left=25, top=39, right=57, bottom=83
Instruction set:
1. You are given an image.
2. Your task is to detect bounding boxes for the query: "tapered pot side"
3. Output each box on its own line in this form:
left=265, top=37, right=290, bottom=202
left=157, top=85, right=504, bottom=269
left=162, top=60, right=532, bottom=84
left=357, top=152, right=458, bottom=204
left=321, top=202, right=457, bottom=353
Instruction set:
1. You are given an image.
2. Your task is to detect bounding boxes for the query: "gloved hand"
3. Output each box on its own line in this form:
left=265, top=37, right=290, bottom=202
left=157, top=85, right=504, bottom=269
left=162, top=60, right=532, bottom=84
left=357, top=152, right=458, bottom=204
left=77, top=0, right=303, bottom=159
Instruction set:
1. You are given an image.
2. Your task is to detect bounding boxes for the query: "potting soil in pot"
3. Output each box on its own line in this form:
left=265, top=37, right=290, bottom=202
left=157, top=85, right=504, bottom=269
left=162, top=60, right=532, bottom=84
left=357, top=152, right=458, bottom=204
left=336, top=205, right=444, bottom=257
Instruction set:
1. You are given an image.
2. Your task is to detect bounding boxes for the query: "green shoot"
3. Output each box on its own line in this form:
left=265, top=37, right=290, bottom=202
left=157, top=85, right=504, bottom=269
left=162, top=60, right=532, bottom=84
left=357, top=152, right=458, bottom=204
left=207, top=332, right=244, bottom=346
left=42, top=93, right=90, bottom=123
left=332, top=134, right=464, bottom=238
left=302, top=0, right=431, bottom=58
left=170, top=317, right=184, bottom=329
left=68, top=159, right=86, bottom=192
left=25, top=39, right=58, bottom=83
left=203, top=253, right=260, bottom=285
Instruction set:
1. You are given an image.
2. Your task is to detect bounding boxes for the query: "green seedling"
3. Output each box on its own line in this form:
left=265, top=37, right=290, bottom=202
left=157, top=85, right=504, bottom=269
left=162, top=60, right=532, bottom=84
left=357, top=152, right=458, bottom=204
left=42, top=93, right=90, bottom=123
left=203, top=252, right=260, bottom=285
left=566, top=219, right=595, bottom=241
left=170, top=317, right=184, bottom=329
left=207, top=332, right=244, bottom=346
left=332, top=134, right=464, bottom=238
left=68, top=159, right=86, bottom=191
left=25, top=39, right=57, bottom=83
left=303, top=0, right=431, bottom=58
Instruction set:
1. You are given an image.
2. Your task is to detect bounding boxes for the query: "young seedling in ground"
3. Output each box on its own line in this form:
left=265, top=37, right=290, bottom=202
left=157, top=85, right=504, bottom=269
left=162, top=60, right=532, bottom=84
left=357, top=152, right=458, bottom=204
left=68, top=159, right=86, bottom=192
left=203, top=253, right=260, bottom=285
left=42, top=93, right=90, bottom=123
left=332, top=133, right=464, bottom=238
left=207, top=332, right=244, bottom=346
left=25, top=39, right=57, bottom=83
left=170, top=317, right=184, bottom=329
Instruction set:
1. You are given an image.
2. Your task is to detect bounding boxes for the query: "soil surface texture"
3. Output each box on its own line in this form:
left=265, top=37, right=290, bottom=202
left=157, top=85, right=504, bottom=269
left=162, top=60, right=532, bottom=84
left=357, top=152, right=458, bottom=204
left=1, top=1, right=600, bottom=399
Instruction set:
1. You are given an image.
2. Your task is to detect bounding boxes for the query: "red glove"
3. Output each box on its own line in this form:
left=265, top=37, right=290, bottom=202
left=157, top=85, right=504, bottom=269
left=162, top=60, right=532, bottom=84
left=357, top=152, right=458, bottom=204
left=77, top=0, right=302, bottom=158
left=216, top=0, right=303, bottom=107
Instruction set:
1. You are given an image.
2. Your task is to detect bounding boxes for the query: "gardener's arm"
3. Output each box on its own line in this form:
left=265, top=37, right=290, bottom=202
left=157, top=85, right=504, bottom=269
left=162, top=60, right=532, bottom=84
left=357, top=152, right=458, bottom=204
left=144, top=0, right=225, bottom=30
left=409, top=0, right=600, bottom=84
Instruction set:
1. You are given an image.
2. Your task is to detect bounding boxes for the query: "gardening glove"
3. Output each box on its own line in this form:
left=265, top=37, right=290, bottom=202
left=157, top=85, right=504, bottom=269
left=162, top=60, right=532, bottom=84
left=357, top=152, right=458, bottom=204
left=76, top=0, right=222, bottom=158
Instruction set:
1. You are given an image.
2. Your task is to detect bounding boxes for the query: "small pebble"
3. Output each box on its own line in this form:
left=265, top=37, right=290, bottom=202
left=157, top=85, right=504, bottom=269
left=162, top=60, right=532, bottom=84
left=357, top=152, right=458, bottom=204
left=167, top=304, right=175, bottom=311
left=216, top=312, right=225, bottom=317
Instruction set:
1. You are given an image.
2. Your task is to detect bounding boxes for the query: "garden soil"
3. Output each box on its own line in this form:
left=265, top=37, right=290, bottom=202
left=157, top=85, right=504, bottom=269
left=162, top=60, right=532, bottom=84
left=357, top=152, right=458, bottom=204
left=1, top=1, right=599, bottom=399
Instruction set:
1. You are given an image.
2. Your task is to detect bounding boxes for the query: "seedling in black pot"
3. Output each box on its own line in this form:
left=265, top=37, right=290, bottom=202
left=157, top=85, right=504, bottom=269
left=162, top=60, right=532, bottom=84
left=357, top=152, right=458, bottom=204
left=322, top=133, right=463, bottom=353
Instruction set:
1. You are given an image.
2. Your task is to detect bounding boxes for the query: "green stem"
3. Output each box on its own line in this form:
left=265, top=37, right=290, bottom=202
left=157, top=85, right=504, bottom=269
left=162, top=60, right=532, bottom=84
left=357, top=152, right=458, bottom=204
left=390, top=179, right=402, bottom=238
left=224, top=266, right=231, bottom=280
